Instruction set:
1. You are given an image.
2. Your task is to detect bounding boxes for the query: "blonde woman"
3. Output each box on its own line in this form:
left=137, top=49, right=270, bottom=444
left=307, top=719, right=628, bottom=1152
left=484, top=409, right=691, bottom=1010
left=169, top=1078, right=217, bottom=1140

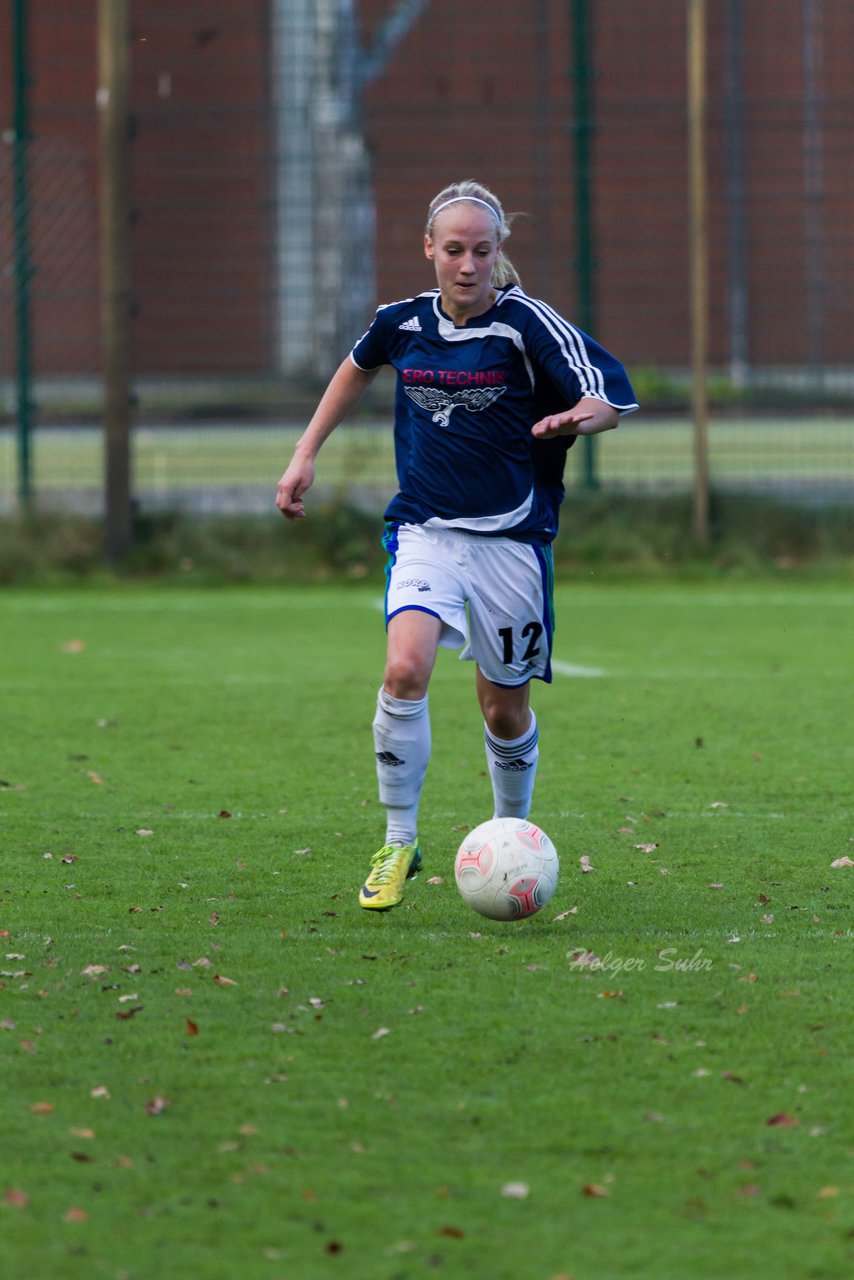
left=277, top=180, right=638, bottom=910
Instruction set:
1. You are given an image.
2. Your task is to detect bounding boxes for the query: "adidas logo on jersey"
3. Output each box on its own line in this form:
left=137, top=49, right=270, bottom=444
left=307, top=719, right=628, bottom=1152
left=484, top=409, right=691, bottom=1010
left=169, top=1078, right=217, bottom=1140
left=398, top=316, right=422, bottom=332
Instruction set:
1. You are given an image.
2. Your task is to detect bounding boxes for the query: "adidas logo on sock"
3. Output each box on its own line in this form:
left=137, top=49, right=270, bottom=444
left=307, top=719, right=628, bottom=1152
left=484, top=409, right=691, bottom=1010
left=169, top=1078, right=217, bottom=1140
left=376, top=750, right=405, bottom=766
left=398, top=316, right=422, bottom=332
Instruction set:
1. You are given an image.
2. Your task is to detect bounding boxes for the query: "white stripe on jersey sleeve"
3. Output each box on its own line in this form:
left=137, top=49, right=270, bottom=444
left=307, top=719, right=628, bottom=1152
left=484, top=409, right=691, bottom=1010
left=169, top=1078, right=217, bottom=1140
left=508, top=292, right=608, bottom=400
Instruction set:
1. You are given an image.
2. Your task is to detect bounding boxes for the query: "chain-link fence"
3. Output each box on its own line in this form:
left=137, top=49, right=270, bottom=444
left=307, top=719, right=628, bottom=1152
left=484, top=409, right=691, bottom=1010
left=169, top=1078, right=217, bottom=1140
left=1, top=0, right=853, bottom=520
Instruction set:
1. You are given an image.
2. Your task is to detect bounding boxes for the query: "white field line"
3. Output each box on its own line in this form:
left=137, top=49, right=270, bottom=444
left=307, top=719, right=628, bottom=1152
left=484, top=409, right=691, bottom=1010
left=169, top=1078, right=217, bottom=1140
left=551, top=659, right=605, bottom=678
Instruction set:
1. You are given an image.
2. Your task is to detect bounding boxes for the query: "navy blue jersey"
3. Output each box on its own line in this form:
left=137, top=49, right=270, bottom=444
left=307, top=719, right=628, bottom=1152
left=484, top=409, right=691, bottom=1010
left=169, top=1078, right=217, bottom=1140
left=351, top=284, right=638, bottom=544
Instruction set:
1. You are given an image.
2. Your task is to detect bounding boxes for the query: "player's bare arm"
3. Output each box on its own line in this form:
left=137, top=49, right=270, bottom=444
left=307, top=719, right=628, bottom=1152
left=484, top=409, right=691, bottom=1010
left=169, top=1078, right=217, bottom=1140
left=530, top=395, right=620, bottom=440
left=276, top=360, right=380, bottom=519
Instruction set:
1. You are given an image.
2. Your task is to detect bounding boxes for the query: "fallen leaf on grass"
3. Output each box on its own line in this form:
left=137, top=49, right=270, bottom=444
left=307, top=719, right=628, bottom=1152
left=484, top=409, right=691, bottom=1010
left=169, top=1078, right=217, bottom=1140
left=63, top=1206, right=87, bottom=1223
left=501, top=1182, right=529, bottom=1199
left=426, top=876, right=444, bottom=885
left=371, top=1027, right=390, bottom=1040
left=4, top=1188, right=28, bottom=1207
left=212, top=974, right=237, bottom=986
left=766, top=1112, right=799, bottom=1127
left=634, top=843, right=658, bottom=853
left=90, top=1086, right=110, bottom=1099
left=579, top=856, right=594, bottom=873
left=185, top=1017, right=199, bottom=1036
left=135, top=829, right=154, bottom=837
left=86, top=771, right=103, bottom=785
left=115, top=1005, right=143, bottom=1021
left=553, top=907, right=578, bottom=920
left=581, top=1183, right=609, bottom=1198
left=830, top=856, right=854, bottom=869
left=81, top=964, right=108, bottom=978
left=30, top=1101, right=54, bottom=1115
left=144, top=1096, right=171, bottom=1116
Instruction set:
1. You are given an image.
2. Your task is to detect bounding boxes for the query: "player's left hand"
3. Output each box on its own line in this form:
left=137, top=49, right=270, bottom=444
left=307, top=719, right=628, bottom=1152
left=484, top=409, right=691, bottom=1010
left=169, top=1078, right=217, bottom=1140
left=530, top=410, right=594, bottom=440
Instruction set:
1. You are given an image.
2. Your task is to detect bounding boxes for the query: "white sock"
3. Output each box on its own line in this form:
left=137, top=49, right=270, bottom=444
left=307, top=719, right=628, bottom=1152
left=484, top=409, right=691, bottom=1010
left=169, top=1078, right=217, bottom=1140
left=484, top=711, right=539, bottom=818
left=372, top=687, right=430, bottom=846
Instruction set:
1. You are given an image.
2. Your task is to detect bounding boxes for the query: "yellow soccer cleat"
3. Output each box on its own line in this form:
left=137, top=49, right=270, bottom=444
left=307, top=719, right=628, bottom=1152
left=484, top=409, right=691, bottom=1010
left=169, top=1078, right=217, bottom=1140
left=358, top=842, right=422, bottom=910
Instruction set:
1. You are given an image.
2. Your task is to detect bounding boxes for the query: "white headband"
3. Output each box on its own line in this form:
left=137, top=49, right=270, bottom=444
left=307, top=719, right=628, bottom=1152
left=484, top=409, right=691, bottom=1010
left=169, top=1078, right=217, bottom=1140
left=429, top=195, right=501, bottom=224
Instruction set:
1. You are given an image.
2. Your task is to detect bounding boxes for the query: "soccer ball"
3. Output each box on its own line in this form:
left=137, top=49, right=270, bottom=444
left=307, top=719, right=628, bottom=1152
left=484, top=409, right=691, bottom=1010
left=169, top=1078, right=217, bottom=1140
left=454, top=817, right=559, bottom=921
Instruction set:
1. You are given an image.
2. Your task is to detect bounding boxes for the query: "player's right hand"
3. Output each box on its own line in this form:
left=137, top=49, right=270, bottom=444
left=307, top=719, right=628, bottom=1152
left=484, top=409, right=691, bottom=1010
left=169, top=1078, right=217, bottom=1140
left=276, top=457, right=314, bottom=519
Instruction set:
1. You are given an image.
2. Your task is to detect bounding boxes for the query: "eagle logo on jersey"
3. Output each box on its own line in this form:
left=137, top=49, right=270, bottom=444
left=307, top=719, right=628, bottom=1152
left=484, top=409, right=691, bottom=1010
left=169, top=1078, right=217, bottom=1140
left=404, top=383, right=507, bottom=428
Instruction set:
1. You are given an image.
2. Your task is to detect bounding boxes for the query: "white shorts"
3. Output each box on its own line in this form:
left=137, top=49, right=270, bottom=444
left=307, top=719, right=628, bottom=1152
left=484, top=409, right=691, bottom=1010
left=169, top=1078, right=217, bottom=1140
left=382, top=523, right=555, bottom=686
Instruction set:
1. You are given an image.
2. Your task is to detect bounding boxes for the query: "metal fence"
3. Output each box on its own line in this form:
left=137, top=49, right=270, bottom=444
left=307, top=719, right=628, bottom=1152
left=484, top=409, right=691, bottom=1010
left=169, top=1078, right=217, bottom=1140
left=1, top=0, right=853, bottom=521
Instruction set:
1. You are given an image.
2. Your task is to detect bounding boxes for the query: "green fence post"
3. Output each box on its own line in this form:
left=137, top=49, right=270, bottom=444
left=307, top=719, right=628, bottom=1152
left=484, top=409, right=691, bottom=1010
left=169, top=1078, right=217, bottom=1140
left=12, top=0, right=34, bottom=510
left=571, top=0, right=598, bottom=490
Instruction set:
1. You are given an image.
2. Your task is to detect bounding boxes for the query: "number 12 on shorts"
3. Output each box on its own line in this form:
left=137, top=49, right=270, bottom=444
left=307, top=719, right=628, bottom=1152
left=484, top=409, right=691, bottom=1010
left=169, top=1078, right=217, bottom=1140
left=498, top=622, right=543, bottom=665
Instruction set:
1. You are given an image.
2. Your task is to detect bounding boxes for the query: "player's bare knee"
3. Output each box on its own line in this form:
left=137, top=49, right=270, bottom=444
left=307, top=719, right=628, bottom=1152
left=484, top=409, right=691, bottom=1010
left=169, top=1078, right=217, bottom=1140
left=383, top=655, right=430, bottom=701
left=482, top=700, right=531, bottom=741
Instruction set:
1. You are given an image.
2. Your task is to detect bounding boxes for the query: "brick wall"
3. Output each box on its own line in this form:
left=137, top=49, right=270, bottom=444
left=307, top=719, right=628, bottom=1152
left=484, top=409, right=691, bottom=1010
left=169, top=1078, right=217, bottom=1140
left=1, top=0, right=851, bottom=380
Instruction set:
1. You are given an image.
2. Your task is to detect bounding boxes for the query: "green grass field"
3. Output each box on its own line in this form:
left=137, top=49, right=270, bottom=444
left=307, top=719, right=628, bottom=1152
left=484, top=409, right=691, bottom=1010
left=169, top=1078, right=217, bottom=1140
left=2, top=581, right=852, bottom=1279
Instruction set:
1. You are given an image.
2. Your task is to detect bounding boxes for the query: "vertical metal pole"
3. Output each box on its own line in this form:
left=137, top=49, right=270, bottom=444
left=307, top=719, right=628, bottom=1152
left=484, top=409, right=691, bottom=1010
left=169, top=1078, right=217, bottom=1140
left=802, top=0, right=825, bottom=387
left=571, top=0, right=598, bottom=490
left=687, top=0, right=710, bottom=546
left=97, top=0, right=133, bottom=563
left=723, top=0, right=748, bottom=387
left=12, top=0, right=33, bottom=510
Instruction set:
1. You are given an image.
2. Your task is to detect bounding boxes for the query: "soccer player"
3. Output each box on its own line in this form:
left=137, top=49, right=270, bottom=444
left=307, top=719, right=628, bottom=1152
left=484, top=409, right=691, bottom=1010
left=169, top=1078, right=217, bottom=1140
left=276, top=179, right=638, bottom=910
